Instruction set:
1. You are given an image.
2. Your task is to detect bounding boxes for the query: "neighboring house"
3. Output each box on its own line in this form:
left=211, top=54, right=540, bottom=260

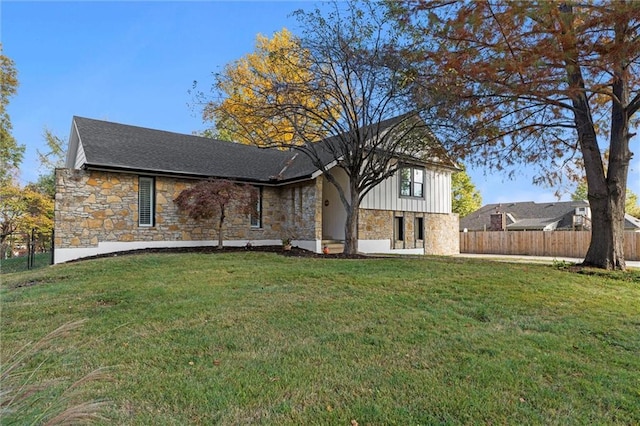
left=460, top=200, right=640, bottom=232
left=54, top=116, right=460, bottom=263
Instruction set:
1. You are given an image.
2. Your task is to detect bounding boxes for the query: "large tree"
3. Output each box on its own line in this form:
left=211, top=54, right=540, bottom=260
left=0, top=182, right=53, bottom=258
left=198, top=28, right=334, bottom=146
left=452, top=166, right=482, bottom=217
left=31, top=129, right=67, bottom=200
left=394, top=1, right=640, bottom=269
left=207, top=1, right=439, bottom=254
left=0, top=44, right=24, bottom=183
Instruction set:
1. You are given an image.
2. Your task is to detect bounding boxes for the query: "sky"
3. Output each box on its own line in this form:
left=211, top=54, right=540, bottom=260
left=2, top=1, right=639, bottom=205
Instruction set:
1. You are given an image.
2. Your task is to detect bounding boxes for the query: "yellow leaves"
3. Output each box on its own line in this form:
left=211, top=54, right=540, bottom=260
left=210, top=28, right=336, bottom=147
left=1, top=182, right=53, bottom=236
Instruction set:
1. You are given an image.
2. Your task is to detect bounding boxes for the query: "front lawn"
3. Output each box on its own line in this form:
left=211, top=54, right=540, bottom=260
left=1, top=252, right=51, bottom=274
left=1, top=252, right=638, bottom=424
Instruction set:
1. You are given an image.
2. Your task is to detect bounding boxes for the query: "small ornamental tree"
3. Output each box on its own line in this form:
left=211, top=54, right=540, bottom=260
left=173, top=179, right=257, bottom=249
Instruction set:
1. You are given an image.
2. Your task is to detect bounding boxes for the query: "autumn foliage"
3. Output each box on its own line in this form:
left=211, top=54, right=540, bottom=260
left=394, top=0, right=640, bottom=269
left=173, top=179, right=257, bottom=249
left=202, top=28, right=337, bottom=146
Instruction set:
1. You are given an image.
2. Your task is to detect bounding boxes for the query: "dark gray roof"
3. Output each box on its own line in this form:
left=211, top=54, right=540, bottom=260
left=460, top=200, right=640, bottom=231
left=72, top=115, right=456, bottom=184
left=73, top=116, right=314, bottom=184
left=459, top=201, right=590, bottom=231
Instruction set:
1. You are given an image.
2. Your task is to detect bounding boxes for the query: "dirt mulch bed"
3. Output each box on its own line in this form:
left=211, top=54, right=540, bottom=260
left=69, top=245, right=371, bottom=263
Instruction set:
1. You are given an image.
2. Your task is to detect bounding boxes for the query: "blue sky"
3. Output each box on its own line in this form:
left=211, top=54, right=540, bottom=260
left=3, top=1, right=639, bottom=205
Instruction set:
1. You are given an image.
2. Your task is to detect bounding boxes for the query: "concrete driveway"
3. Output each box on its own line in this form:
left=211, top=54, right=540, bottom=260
left=456, top=253, right=640, bottom=269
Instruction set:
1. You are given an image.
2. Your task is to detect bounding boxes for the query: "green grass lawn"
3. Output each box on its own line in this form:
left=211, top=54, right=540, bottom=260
left=1, top=252, right=639, bottom=425
left=1, top=252, right=51, bottom=274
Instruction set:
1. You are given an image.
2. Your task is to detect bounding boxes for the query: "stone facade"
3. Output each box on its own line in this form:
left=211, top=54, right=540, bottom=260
left=359, top=209, right=393, bottom=240
left=424, top=213, right=460, bottom=255
left=54, top=168, right=457, bottom=261
left=54, top=169, right=320, bottom=251
left=359, top=208, right=459, bottom=254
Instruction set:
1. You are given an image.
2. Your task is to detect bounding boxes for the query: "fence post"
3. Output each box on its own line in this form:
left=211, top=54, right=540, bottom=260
left=26, top=229, right=34, bottom=270
left=50, top=229, right=55, bottom=265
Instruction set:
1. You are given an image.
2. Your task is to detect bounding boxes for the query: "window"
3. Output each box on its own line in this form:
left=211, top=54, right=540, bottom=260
left=251, top=187, right=262, bottom=228
left=395, top=216, right=404, bottom=241
left=399, top=166, right=424, bottom=198
left=138, top=177, right=155, bottom=227
left=415, top=217, right=424, bottom=240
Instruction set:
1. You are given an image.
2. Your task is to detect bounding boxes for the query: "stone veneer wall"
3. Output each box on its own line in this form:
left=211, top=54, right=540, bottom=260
left=359, top=209, right=393, bottom=241
left=55, top=169, right=320, bottom=252
left=359, top=208, right=459, bottom=255
left=424, top=213, right=459, bottom=255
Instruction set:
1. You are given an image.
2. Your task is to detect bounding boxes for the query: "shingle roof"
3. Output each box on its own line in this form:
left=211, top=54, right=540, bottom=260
left=73, top=116, right=310, bottom=184
left=71, top=115, right=456, bottom=184
left=459, top=201, right=590, bottom=231
left=460, top=200, right=640, bottom=231
left=506, top=217, right=560, bottom=231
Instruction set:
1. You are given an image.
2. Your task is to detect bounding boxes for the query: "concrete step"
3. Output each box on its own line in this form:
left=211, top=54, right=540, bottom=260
left=322, top=241, right=344, bottom=254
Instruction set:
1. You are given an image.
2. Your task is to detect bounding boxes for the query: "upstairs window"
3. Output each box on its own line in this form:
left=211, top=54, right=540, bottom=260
left=400, top=166, right=424, bottom=198
left=139, top=177, right=155, bottom=227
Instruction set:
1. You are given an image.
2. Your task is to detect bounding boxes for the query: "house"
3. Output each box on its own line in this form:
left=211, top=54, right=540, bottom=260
left=460, top=200, right=640, bottom=232
left=54, top=116, right=460, bottom=264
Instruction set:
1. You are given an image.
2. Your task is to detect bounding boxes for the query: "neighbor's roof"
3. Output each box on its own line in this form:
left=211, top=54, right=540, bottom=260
left=505, top=217, right=560, bottom=231
left=460, top=200, right=640, bottom=231
left=459, top=201, right=589, bottom=231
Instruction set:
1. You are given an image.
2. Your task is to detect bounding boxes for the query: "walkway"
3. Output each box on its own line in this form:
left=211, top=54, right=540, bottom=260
left=455, top=253, right=640, bottom=269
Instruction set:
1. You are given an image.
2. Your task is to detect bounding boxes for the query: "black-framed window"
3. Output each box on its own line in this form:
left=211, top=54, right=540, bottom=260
left=250, top=187, right=262, bottom=228
left=395, top=216, right=405, bottom=241
left=415, top=217, right=424, bottom=240
left=399, top=166, right=424, bottom=198
left=138, top=176, right=155, bottom=227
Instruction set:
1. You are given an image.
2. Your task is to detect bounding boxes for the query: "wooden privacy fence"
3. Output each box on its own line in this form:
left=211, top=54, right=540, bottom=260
left=460, top=231, right=640, bottom=261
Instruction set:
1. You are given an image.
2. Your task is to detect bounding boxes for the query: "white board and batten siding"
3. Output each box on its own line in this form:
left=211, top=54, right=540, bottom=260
left=65, top=119, right=87, bottom=169
left=73, top=142, right=87, bottom=169
left=361, top=168, right=452, bottom=214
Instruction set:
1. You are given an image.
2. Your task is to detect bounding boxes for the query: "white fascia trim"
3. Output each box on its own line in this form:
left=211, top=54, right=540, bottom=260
left=310, top=158, right=341, bottom=180
left=54, top=239, right=281, bottom=264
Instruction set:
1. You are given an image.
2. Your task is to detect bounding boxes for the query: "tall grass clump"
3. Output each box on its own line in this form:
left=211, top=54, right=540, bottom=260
left=0, top=319, right=110, bottom=425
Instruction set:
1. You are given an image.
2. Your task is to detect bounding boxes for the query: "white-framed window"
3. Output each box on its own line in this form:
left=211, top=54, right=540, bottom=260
left=250, top=186, right=262, bottom=228
left=138, top=176, right=155, bottom=227
left=399, top=166, right=424, bottom=198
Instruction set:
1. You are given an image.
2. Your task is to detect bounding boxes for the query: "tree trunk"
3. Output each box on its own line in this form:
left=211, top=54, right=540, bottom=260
left=343, top=187, right=360, bottom=255
left=584, top=194, right=625, bottom=269
left=583, top=77, right=630, bottom=270
left=559, top=4, right=629, bottom=270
